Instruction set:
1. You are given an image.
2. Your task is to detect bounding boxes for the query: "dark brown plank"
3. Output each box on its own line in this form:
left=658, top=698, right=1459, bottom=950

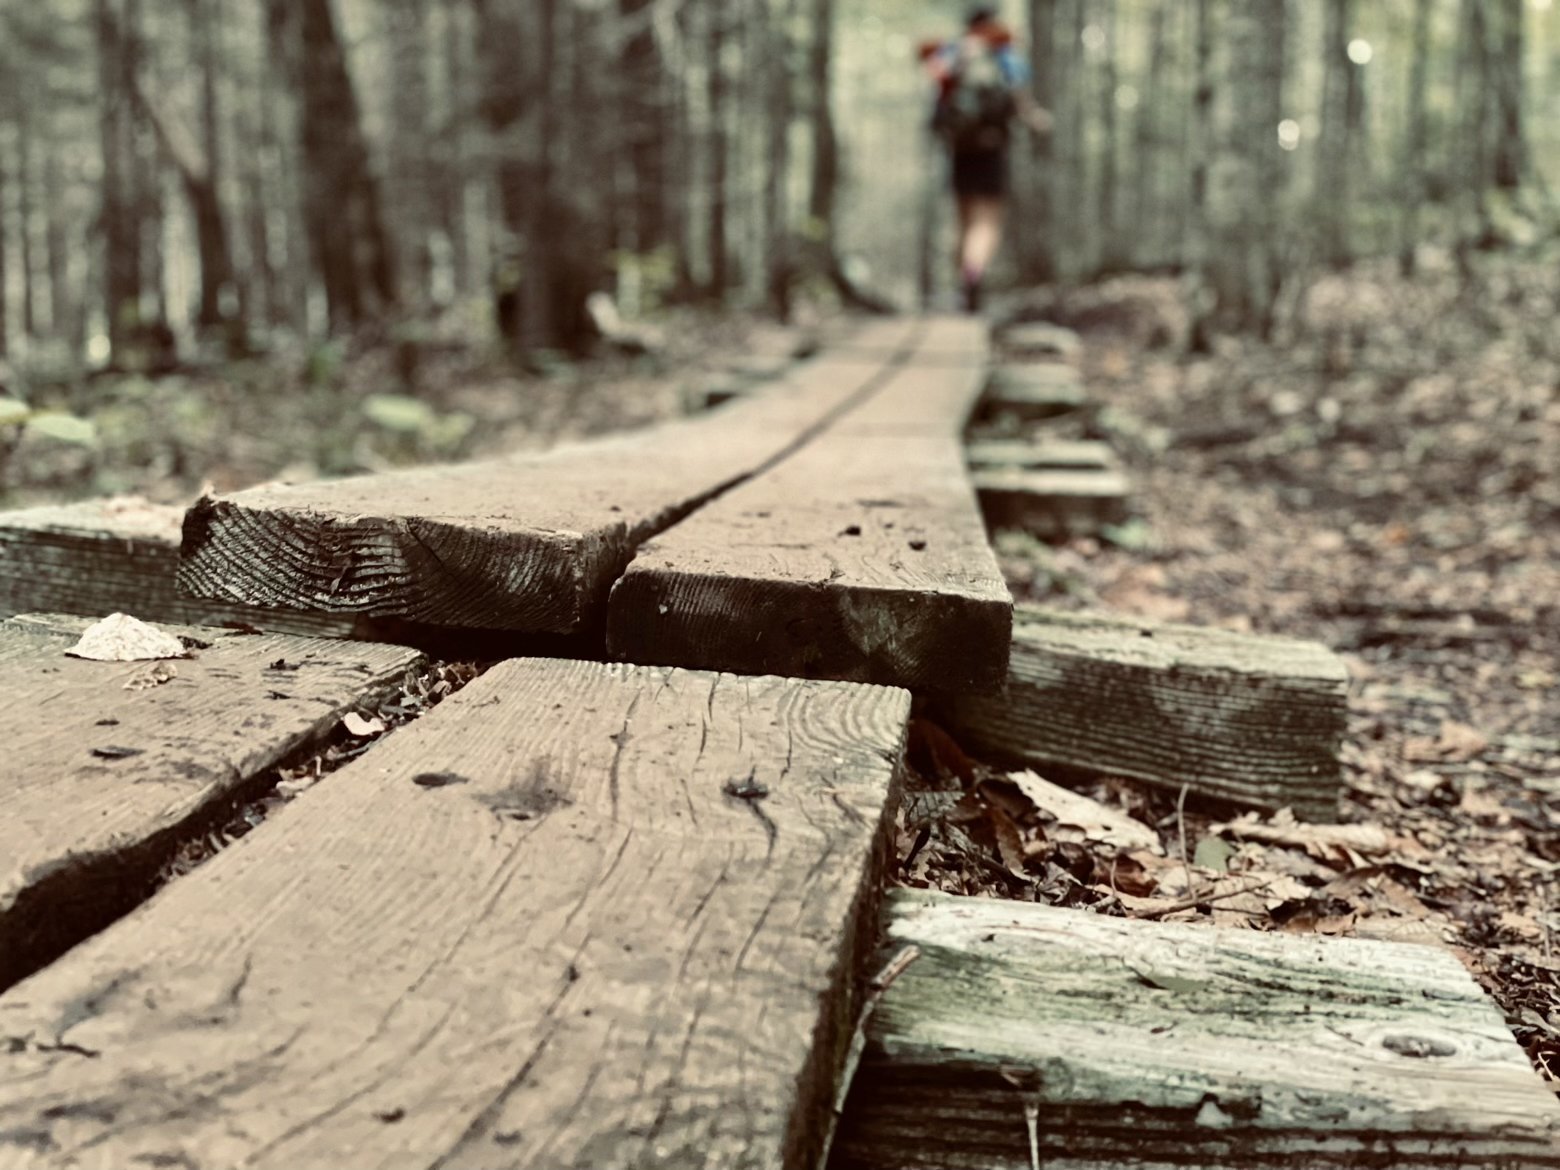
left=831, top=890, right=1560, bottom=1169
left=177, top=319, right=916, bottom=634
left=0, top=498, right=356, bottom=636
left=608, top=320, right=1012, bottom=692
left=942, top=605, right=1347, bottom=817
left=973, top=466, right=1133, bottom=538
left=0, top=658, right=911, bottom=1170
left=0, top=615, right=422, bottom=988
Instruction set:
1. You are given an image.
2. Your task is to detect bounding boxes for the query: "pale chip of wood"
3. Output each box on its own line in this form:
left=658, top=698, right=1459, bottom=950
left=123, top=661, right=178, bottom=690
left=65, top=612, right=189, bottom=662
left=1007, top=768, right=1161, bottom=853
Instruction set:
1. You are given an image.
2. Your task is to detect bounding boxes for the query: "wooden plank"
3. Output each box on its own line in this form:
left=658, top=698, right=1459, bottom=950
left=0, top=658, right=911, bottom=1170
left=978, top=363, right=1088, bottom=421
left=0, top=497, right=356, bottom=636
left=973, top=467, right=1132, bottom=539
left=608, top=323, right=1013, bottom=693
left=0, top=615, right=422, bottom=989
left=830, top=889, right=1560, bottom=1169
left=995, top=320, right=1082, bottom=363
left=177, top=319, right=916, bottom=634
left=942, top=605, right=1347, bottom=818
left=965, top=438, right=1117, bottom=472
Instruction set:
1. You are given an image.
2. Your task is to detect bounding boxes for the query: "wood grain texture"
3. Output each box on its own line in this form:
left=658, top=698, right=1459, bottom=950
left=973, top=467, right=1133, bottom=538
left=178, top=319, right=916, bottom=634
left=942, top=606, right=1347, bottom=818
left=0, top=498, right=356, bottom=636
left=0, top=617, right=422, bottom=988
left=0, top=658, right=912, bottom=1170
left=830, top=890, right=1560, bottom=1169
left=609, top=323, right=1013, bottom=693
left=965, top=438, right=1117, bottom=472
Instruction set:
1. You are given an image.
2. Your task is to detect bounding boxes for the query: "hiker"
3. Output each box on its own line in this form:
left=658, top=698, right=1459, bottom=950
left=922, top=5, right=1052, bottom=312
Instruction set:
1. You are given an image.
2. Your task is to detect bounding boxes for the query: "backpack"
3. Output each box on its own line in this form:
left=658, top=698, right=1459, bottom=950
left=933, top=46, right=1016, bottom=152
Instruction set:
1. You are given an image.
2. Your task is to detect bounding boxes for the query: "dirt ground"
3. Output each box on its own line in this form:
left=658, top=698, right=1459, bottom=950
left=909, top=256, right=1558, bottom=1092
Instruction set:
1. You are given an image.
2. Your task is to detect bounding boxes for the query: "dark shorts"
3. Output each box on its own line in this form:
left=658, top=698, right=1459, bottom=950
left=951, top=149, right=1008, bottom=198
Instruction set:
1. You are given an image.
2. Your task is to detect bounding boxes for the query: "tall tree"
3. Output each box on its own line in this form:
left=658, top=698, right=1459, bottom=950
left=1316, top=0, right=1355, bottom=268
left=97, top=0, right=144, bottom=360
left=272, top=0, right=398, bottom=332
left=1020, top=0, right=1057, bottom=282
left=1399, top=0, right=1433, bottom=276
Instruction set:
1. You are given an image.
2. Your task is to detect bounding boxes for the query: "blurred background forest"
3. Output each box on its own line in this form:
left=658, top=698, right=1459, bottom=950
left=0, top=0, right=1558, bottom=500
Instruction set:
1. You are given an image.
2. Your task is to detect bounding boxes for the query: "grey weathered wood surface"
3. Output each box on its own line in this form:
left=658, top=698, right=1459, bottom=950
left=973, top=467, right=1133, bottom=538
left=942, top=605, right=1347, bottom=818
left=0, top=498, right=356, bottom=636
left=178, top=319, right=915, bottom=634
left=978, top=363, right=1087, bottom=420
left=830, top=890, right=1560, bottom=1169
left=995, top=320, right=1082, bottom=363
left=0, top=615, right=421, bottom=989
left=965, top=438, right=1117, bottom=472
left=0, top=658, right=911, bottom=1170
left=608, top=321, right=1013, bottom=693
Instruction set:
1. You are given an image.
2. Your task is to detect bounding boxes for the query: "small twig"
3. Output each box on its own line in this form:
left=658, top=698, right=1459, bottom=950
left=1176, top=782, right=1193, bottom=900
left=1133, top=876, right=1279, bottom=921
left=815, top=945, right=921, bottom=1170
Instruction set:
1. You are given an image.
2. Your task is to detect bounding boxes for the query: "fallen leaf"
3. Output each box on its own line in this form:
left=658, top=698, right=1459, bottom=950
left=124, top=662, right=178, bottom=690
left=66, top=614, right=188, bottom=662
left=90, top=745, right=143, bottom=760
left=1213, top=808, right=1392, bottom=859
left=1194, top=835, right=1237, bottom=873
left=342, top=712, right=387, bottom=737
left=1007, top=769, right=1161, bottom=852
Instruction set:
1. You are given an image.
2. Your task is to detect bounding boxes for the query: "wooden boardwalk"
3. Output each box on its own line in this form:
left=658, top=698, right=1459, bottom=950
left=0, top=315, right=1554, bottom=1168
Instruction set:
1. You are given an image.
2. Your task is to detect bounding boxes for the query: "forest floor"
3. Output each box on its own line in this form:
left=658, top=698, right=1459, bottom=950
left=912, top=252, right=1559, bottom=1092
left=2, top=257, right=1555, bottom=1092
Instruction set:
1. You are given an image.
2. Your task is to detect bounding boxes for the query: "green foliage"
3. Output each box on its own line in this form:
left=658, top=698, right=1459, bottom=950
left=24, top=412, right=97, bottom=447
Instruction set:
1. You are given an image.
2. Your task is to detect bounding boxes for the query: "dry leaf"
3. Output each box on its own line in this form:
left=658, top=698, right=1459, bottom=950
left=124, top=661, right=178, bottom=690
left=341, top=712, right=386, bottom=737
left=1007, top=769, right=1161, bottom=852
left=1213, top=808, right=1392, bottom=859
left=66, top=613, right=188, bottom=662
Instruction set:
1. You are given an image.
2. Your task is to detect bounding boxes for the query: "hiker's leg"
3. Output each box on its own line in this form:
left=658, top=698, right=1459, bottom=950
left=961, top=196, right=1006, bottom=282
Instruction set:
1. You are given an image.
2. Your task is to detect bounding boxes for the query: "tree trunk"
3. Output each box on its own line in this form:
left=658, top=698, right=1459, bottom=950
left=1130, top=0, right=1168, bottom=269
left=278, top=0, right=398, bottom=332
left=807, top=0, right=839, bottom=249
left=97, top=0, right=142, bottom=360
left=1491, top=0, right=1524, bottom=191
left=1184, top=0, right=1215, bottom=352
left=1316, top=0, right=1354, bottom=268
left=706, top=0, right=731, bottom=300
left=1097, top=0, right=1124, bottom=273
left=1021, top=0, right=1057, bottom=282
left=1398, top=0, right=1433, bottom=277
left=764, top=0, right=799, bottom=318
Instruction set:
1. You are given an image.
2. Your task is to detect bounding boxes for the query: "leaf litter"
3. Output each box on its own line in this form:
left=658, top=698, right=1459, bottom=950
left=913, top=258, right=1560, bottom=1092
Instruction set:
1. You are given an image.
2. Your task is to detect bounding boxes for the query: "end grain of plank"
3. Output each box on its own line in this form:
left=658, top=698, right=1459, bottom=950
left=0, top=619, right=422, bottom=988
left=973, top=467, right=1133, bottom=539
left=943, top=606, right=1348, bottom=818
left=829, top=890, right=1560, bottom=1169
left=0, top=659, right=911, bottom=1170
left=0, top=497, right=356, bottom=636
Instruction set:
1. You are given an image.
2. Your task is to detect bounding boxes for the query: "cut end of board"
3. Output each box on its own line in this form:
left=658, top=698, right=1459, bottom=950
left=607, top=566, right=1013, bottom=694
left=179, top=495, right=622, bottom=634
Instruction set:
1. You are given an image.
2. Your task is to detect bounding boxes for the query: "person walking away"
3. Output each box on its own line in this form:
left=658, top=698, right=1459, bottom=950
left=922, top=6, right=1052, bottom=312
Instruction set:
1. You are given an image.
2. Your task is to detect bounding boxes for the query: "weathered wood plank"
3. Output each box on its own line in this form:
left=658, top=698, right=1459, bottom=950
left=0, top=498, right=356, bottom=636
left=0, top=658, right=911, bottom=1170
left=995, top=320, right=1083, bottom=363
left=978, top=364, right=1088, bottom=421
left=608, top=324, right=1013, bottom=693
left=177, top=319, right=916, bottom=634
left=942, top=605, right=1347, bottom=818
left=965, top=438, right=1117, bottom=472
left=973, top=467, right=1133, bottom=539
left=0, top=616, right=422, bottom=989
left=830, top=890, right=1560, bottom=1169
